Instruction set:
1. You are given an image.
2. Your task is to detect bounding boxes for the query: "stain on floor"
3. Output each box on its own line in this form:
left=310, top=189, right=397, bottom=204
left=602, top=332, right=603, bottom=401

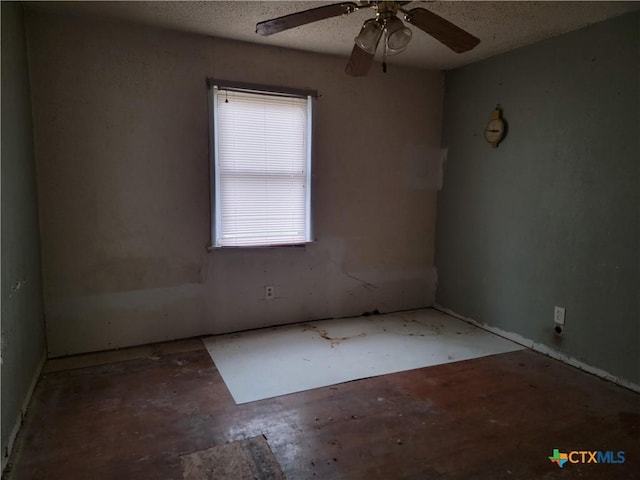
left=181, top=435, right=284, bottom=480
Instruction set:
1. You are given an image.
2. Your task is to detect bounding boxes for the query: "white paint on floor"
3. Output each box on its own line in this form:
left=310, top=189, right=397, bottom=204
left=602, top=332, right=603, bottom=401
left=202, top=308, right=524, bottom=404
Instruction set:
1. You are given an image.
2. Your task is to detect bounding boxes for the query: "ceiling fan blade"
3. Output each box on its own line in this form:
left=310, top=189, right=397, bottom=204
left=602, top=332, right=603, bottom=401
left=345, top=44, right=374, bottom=77
left=404, top=8, right=480, bottom=53
left=256, top=2, right=359, bottom=36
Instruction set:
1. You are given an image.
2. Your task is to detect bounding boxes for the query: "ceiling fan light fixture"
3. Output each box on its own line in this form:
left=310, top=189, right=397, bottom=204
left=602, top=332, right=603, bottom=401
left=384, top=16, right=412, bottom=55
left=355, top=18, right=384, bottom=54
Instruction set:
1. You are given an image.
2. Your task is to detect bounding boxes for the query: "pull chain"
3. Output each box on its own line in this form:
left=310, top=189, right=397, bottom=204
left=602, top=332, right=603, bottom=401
left=382, top=30, right=388, bottom=73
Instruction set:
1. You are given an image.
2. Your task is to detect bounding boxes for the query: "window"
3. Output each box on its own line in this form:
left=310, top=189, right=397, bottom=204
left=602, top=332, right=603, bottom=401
left=209, top=81, right=314, bottom=248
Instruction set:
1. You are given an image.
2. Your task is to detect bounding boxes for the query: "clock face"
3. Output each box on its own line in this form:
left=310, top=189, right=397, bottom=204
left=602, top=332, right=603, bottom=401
left=485, top=118, right=504, bottom=144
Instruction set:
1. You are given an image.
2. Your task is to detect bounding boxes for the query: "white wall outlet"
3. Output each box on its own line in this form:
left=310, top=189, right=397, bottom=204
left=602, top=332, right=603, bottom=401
left=265, top=286, right=275, bottom=300
left=554, top=306, right=565, bottom=325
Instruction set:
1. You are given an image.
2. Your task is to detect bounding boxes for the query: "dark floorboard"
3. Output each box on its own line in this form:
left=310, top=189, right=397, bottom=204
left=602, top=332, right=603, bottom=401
left=5, top=342, right=639, bottom=479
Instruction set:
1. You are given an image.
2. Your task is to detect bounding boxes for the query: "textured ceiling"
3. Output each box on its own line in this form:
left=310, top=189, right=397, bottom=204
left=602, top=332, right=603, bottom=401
left=26, top=1, right=640, bottom=70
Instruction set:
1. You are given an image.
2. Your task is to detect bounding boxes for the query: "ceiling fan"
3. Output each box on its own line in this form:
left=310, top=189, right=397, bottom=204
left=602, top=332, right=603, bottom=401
left=256, top=1, right=480, bottom=76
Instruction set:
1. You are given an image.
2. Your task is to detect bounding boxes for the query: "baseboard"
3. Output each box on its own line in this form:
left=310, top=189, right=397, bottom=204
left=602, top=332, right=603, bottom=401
left=1, top=352, right=46, bottom=474
left=434, top=304, right=640, bottom=394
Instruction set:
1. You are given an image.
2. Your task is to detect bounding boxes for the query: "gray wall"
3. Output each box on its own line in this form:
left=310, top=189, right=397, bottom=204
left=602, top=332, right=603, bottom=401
left=25, top=10, right=443, bottom=356
left=436, top=12, right=639, bottom=385
left=1, top=1, right=47, bottom=463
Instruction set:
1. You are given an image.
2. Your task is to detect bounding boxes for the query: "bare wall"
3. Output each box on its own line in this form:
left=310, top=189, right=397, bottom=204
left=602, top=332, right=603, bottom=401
left=25, top=10, right=443, bottom=356
left=1, top=1, right=47, bottom=464
left=436, top=12, right=639, bottom=385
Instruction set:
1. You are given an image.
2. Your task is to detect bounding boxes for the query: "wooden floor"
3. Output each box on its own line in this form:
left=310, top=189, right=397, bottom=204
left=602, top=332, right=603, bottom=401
left=5, top=339, right=639, bottom=479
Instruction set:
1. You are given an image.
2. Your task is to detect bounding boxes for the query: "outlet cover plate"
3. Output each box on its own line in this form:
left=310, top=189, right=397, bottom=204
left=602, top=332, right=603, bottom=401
left=265, top=286, right=275, bottom=300
left=554, top=306, right=565, bottom=325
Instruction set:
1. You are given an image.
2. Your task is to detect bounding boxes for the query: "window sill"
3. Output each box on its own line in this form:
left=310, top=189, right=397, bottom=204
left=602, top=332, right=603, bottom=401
left=206, top=242, right=312, bottom=252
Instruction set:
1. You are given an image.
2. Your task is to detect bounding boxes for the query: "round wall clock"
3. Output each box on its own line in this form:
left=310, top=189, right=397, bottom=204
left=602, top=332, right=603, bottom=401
left=485, top=107, right=505, bottom=148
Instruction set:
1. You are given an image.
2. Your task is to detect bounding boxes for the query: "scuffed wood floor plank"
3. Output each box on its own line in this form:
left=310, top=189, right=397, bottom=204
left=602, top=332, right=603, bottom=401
left=6, top=343, right=640, bottom=480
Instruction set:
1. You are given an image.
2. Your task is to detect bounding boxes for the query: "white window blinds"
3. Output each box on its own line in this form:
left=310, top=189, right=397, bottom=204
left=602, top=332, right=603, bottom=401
left=212, top=86, right=312, bottom=247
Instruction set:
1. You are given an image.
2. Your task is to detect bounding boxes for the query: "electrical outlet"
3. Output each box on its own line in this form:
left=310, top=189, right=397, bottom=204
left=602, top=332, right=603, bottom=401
left=265, top=286, right=275, bottom=300
left=554, top=306, right=565, bottom=325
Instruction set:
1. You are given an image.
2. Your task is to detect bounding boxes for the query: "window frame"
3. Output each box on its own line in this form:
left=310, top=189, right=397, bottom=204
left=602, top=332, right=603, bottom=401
left=207, top=79, right=316, bottom=249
